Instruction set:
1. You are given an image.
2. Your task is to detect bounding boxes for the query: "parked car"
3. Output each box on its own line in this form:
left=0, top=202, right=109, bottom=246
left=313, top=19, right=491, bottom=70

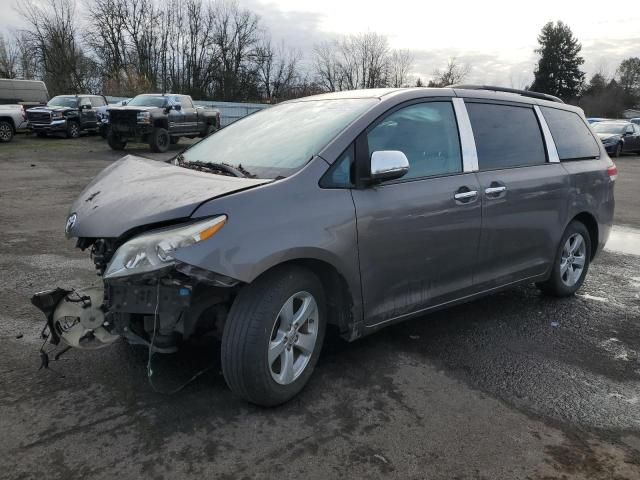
left=33, top=86, right=616, bottom=406
left=591, top=120, right=640, bottom=157
left=0, top=104, right=28, bottom=143
left=629, top=117, right=640, bottom=126
left=26, top=94, right=108, bottom=138
left=0, top=79, right=49, bottom=107
left=106, top=93, right=220, bottom=152
left=587, top=117, right=607, bottom=124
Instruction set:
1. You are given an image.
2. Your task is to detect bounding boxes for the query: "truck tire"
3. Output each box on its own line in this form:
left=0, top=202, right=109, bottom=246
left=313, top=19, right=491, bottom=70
left=66, top=121, right=80, bottom=139
left=0, top=120, right=14, bottom=143
left=149, top=128, right=170, bottom=153
left=221, top=265, right=326, bottom=407
left=107, top=130, right=127, bottom=151
left=204, top=123, right=217, bottom=137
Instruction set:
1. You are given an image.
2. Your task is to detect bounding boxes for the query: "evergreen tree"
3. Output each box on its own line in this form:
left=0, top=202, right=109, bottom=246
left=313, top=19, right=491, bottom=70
left=530, top=21, right=585, bottom=100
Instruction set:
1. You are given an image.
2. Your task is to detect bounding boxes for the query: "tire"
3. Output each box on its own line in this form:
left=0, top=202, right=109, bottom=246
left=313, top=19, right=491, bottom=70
left=149, top=128, right=170, bottom=153
left=536, top=221, right=591, bottom=297
left=0, top=120, right=14, bottom=143
left=203, top=123, right=216, bottom=137
left=107, top=130, right=127, bottom=150
left=612, top=142, right=622, bottom=158
left=100, top=125, right=109, bottom=139
left=221, top=265, right=326, bottom=406
left=66, top=121, right=80, bottom=139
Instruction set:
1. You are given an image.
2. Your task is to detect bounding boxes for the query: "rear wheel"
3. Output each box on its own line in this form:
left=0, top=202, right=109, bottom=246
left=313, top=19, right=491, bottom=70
left=221, top=266, right=326, bottom=406
left=66, top=121, right=80, bottom=139
left=204, top=123, right=217, bottom=137
left=0, top=120, right=14, bottom=143
left=107, top=130, right=127, bottom=150
left=612, top=142, right=622, bottom=158
left=537, top=221, right=591, bottom=297
left=149, top=127, right=170, bottom=153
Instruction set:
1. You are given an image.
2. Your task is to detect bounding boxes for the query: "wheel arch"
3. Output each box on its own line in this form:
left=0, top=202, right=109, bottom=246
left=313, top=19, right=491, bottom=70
left=570, top=211, right=599, bottom=259
left=0, top=116, right=16, bottom=130
left=245, top=257, right=359, bottom=340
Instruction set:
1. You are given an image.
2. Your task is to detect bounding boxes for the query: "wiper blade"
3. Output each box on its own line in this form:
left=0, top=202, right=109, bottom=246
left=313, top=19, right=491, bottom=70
left=174, top=155, right=248, bottom=178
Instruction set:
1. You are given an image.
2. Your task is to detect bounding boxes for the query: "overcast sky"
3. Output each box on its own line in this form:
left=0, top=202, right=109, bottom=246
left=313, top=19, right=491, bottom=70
left=2, top=0, right=639, bottom=86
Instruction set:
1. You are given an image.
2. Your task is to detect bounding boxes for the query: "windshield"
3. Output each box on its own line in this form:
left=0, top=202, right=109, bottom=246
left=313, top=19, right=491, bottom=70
left=47, top=96, right=78, bottom=108
left=592, top=123, right=627, bottom=135
left=128, top=95, right=168, bottom=107
left=180, top=98, right=377, bottom=179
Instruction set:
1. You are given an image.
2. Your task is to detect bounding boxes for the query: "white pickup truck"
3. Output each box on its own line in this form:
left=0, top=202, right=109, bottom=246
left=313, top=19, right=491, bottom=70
left=0, top=104, right=28, bottom=143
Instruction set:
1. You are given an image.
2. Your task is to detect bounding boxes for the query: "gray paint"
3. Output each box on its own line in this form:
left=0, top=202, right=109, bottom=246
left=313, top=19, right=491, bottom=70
left=67, top=87, right=615, bottom=340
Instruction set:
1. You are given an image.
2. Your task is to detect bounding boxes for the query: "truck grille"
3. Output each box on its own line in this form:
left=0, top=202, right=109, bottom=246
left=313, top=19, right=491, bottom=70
left=109, top=110, right=138, bottom=132
left=27, top=111, right=52, bottom=124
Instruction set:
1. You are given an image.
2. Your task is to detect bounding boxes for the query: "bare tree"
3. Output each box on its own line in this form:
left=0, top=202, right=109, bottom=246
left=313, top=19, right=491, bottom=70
left=256, top=38, right=301, bottom=102
left=430, top=57, right=470, bottom=87
left=17, top=0, right=97, bottom=94
left=389, top=49, right=413, bottom=87
left=0, top=35, right=19, bottom=78
left=313, top=41, right=341, bottom=92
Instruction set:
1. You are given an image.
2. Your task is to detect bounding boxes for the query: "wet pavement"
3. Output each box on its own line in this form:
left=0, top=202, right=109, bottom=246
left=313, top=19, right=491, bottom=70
left=1, top=135, right=640, bottom=479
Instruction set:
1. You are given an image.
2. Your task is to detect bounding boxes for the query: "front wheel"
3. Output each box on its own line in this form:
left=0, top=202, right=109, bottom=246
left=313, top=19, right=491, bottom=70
left=149, top=127, right=170, bottom=153
left=221, top=266, right=326, bottom=406
left=612, top=142, right=622, bottom=158
left=0, top=120, right=14, bottom=143
left=66, top=121, right=80, bottom=139
left=107, top=130, right=127, bottom=150
left=537, top=221, right=591, bottom=297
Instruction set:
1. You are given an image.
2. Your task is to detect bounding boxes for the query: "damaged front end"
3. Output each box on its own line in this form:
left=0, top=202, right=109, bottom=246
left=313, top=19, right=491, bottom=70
left=33, top=215, right=239, bottom=355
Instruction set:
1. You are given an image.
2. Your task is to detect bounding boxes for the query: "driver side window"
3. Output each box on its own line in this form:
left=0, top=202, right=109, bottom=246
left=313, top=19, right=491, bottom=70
left=366, top=102, right=462, bottom=181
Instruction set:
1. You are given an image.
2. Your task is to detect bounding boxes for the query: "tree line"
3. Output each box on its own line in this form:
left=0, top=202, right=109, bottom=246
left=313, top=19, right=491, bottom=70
left=0, top=0, right=638, bottom=116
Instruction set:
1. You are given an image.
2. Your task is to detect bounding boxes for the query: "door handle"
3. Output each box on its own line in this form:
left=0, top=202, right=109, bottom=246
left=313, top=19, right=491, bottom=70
left=454, top=190, right=478, bottom=200
left=485, top=186, right=506, bottom=195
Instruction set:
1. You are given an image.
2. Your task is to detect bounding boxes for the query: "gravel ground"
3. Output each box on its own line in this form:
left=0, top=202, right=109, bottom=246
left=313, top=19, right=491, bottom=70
left=1, top=134, right=639, bottom=479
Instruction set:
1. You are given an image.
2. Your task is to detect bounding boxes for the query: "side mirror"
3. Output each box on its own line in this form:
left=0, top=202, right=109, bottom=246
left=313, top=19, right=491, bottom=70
left=370, top=150, right=410, bottom=183
left=173, top=104, right=182, bottom=111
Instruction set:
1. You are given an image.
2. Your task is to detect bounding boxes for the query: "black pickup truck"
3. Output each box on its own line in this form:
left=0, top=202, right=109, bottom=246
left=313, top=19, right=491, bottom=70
left=106, top=94, right=220, bottom=152
left=26, top=95, right=108, bottom=138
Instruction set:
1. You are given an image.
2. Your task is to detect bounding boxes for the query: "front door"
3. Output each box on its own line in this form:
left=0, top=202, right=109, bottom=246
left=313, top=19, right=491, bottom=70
left=351, top=100, right=482, bottom=329
left=464, top=101, right=570, bottom=288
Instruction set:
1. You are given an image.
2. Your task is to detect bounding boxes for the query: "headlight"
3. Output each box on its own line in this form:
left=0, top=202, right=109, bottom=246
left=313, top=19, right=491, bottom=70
left=103, top=216, right=226, bottom=279
left=52, top=112, right=63, bottom=119
left=137, top=111, right=151, bottom=124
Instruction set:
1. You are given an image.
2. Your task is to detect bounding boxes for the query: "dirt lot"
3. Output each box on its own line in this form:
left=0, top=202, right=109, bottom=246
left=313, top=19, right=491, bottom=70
left=1, top=133, right=640, bottom=479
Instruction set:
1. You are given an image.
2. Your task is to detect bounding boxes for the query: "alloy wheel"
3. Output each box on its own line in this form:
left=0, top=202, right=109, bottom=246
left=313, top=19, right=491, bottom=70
left=268, top=291, right=319, bottom=385
left=560, top=233, right=586, bottom=287
left=0, top=123, right=12, bottom=141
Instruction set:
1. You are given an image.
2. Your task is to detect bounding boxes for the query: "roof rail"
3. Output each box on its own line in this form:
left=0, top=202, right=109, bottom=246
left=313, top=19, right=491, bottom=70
left=451, top=84, right=564, bottom=104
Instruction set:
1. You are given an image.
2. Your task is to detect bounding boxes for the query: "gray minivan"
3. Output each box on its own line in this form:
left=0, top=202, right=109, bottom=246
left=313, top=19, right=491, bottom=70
left=33, top=86, right=616, bottom=406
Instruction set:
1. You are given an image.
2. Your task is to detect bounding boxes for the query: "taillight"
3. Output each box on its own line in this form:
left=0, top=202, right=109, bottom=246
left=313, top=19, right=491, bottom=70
left=607, top=162, right=618, bottom=181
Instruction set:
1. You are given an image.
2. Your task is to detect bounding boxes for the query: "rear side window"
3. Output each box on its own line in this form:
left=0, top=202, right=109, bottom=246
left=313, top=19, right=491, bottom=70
left=466, top=103, right=546, bottom=170
left=540, top=107, right=600, bottom=160
left=366, top=102, right=462, bottom=180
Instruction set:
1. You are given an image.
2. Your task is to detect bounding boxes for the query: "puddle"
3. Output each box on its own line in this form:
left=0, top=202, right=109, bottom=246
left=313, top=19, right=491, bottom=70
left=605, top=225, right=640, bottom=256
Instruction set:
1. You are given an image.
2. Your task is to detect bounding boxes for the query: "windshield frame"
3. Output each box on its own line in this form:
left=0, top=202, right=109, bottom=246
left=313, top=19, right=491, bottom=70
left=127, top=95, right=168, bottom=108
left=178, top=97, right=378, bottom=180
left=47, top=96, right=78, bottom=108
left=592, top=122, right=627, bottom=135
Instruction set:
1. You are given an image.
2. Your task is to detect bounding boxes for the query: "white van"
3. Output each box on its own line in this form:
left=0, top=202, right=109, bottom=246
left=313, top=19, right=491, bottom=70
left=0, top=79, right=49, bottom=107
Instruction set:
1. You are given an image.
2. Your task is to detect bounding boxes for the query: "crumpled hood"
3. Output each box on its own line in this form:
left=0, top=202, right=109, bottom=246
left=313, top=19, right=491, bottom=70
left=66, top=155, right=270, bottom=238
left=596, top=133, right=621, bottom=142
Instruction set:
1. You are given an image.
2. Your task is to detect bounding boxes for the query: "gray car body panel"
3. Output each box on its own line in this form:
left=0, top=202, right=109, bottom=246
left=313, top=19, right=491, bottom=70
left=67, top=87, right=615, bottom=340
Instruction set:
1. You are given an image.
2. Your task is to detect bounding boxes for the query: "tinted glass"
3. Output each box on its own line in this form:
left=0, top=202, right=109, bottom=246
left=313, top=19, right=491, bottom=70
left=181, top=98, right=376, bottom=179
left=541, top=106, right=600, bottom=160
left=321, top=144, right=354, bottom=188
left=467, top=103, right=546, bottom=169
left=128, top=95, right=168, bottom=107
left=47, top=96, right=78, bottom=108
left=592, top=122, right=626, bottom=135
left=366, top=102, right=461, bottom=180
left=90, top=96, right=105, bottom=107
left=180, top=95, right=194, bottom=108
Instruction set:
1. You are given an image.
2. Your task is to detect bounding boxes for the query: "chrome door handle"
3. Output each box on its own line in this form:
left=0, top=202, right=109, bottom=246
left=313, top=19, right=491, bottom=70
left=485, top=186, right=506, bottom=194
left=454, top=190, right=478, bottom=200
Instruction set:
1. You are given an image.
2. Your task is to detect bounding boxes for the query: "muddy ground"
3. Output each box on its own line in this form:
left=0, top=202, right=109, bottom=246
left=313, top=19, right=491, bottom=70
left=1, top=133, right=640, bottom=479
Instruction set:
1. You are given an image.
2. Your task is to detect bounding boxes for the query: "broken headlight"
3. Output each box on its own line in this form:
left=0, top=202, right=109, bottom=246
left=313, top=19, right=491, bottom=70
left=103, top=216, right=226, bottom=279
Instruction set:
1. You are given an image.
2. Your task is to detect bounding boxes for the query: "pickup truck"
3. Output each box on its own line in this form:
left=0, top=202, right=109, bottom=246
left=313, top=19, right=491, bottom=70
left=106, top=93, right=220, bottom=152
left=26, top=95, right=108, bottom=138
left=0, top=104, right=28, bottom=143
